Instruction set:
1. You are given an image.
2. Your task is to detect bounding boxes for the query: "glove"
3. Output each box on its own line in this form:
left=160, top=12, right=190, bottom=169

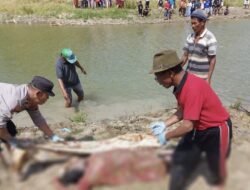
left=149, top=121, right=168, bottom=145
left=156, top=131, right=167, bottom=145
left=149, top=121, right=166, bottom=136
left=50, top=135, right=64, bottom=142
left=8, top=138, right=23, bottom=148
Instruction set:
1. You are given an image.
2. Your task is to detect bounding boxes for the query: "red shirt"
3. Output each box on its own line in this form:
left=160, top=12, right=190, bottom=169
left=174, top=72, right=229, bottom=130
left=164, top=1, right=170, bottom=9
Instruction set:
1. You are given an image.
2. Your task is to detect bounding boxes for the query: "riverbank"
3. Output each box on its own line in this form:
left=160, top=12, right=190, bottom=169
left=1, top=7, right=250, bottom=26
left=0, top=106, right=250, bottom=190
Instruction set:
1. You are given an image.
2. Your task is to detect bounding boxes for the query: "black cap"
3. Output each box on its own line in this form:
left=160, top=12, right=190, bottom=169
left=30, top=76, right=55, bottom=96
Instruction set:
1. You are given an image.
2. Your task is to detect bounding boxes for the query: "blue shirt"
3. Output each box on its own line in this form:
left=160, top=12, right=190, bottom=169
left=204, top=1, right=210, bottom=8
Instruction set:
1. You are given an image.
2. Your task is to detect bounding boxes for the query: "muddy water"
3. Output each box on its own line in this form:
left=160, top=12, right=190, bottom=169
left=0, top=20, right=249, bottom=125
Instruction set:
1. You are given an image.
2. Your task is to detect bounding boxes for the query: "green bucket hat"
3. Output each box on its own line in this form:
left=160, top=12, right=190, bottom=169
left=150, top=50, right=182, bottom=74
left=61, top=48, right=77, bottom=64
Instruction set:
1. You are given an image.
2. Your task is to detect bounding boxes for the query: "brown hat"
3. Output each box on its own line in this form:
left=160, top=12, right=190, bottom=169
left=150, top=50, right=182, bottom=74
left=30, top=76, right=55, bottom=96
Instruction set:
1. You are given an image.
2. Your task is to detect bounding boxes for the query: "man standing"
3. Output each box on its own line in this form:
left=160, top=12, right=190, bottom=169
left=149, top=50, right=232, bottom=190
left=56, top=48, right=87, bottom=108
left=181, top=9, right=217, bottom=84
left=0, top=76, right=64, bottom=148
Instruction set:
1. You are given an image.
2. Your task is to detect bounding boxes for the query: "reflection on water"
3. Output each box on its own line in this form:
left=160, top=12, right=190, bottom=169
left=0, top=20, right=249, bottom=124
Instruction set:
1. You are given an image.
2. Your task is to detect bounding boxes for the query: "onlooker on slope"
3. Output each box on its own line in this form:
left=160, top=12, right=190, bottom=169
left=145, top=0, right=150, bottom=8
left=181, top=9, right=217, bottom=84
left=138, top=0, right=143, bottom=16
left=164, top=0, right=171, bottom=19
left=224, top=5, right=229, bottom=15
left=244, top=0, right=249, bottom=9
left=185, top=0, right=192, bottom=17
left=204, top=0, right=211, bottom=16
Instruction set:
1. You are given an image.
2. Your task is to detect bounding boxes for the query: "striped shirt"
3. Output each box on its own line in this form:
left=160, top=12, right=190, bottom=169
left=0, top=83, right=46, bottom=128
left=183, top=28, right=217, bottom=79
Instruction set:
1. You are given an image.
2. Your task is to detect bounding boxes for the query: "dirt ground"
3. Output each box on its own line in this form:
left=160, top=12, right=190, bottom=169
left=0, top=107, right=250, bottom=190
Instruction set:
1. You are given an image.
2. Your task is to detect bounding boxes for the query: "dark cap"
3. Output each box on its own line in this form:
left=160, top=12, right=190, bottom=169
left=150, top=50, right=182, bottom=74
left=30, top=76, right=55, bottom=96
left=191, top=9, right=207, bottom=21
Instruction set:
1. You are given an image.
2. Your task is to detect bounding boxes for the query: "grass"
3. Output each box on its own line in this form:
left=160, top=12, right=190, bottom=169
left=69, top=111, right=87, bottom=123
left=224, top=0, right=243, bottom=7
left=0, top=0, right=130, bottom=19
left=0, top=0, right=244, bottom=19
left=230, top=99, right=242, bottom=110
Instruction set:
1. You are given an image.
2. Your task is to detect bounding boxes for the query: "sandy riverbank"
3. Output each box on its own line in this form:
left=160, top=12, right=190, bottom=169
left=0, top=7, right=250, bottom=26
left=0, top=106, right=250, bottom=190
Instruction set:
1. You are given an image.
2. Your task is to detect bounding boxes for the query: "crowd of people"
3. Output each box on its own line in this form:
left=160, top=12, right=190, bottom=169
left=136, top=0, right=229, bottom=19
left=71, top=0, right=245, bottom=19
left=72, top=0, right=115, bottom=8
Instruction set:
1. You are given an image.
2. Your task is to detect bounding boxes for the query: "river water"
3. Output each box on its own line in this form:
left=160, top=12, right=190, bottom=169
left=0, top=19, right=249, bottom=125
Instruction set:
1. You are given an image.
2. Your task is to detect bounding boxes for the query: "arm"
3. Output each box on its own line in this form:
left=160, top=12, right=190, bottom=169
left=181, top=51, right=189, bottom=67
left=165, top=106, right=183, bottom=127
left=57, top=78, right=71, bottom=105
left=166, top=120, right=194, bottom=140
left=57, top=78, right=68, bottom=98
left=207, top=55, right=216, bottom=84
left=27, top=109, right=63, bottom=141
left=38, top=123, right=64, bottom=142
left=0, top=127, right=13, bottom=141
left=75, top=61, right=87, bottom=75
left=37, top=123, right=54, bottom=138
left=27, top=108, right=53, bottom=138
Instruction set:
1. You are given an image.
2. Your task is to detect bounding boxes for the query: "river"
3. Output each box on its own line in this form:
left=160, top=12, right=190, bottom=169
left=0, top=19, right=249, bottom=125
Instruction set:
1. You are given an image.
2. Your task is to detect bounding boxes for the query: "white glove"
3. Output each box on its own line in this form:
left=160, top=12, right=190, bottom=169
left=149, top=121, right=166, bottom=135
left=149, top=121, right=168, bottom=145
left=50, top=135, right=64, bottom=142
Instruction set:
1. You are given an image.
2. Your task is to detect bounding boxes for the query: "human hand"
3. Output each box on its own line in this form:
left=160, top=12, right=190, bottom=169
left=64, top=95, right=71, bottom=107
left=50, top=135, right=64, bottom=142
left=149, top=121, right=167, bottom=145
left=8, top=138, right=23, bottom=148
left=156, top=131, right=167, bottom=145
left=82, top=69, right=87, bottom=75
left=149, top=121, right=166, bottom=135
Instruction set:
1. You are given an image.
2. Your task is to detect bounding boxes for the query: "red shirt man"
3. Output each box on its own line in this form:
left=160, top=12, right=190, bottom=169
left=149, top=50, right=232, bottom=190
left=175, top=72, right=229, bottom=130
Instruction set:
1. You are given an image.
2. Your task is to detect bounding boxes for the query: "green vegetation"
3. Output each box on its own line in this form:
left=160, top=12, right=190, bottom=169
left=224, top=0, right=243, bottom=7
left=0, top=0, right=131, bottom=19
left=0, top=0, right=244, bottom=20
left=230, top=99, right=250, bottom=116
left=69, top=111, right=87, bottom=123
left=230, top=99, right=242, bottom=111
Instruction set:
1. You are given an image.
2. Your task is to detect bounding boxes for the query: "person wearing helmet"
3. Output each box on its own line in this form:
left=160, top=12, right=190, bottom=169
left=56, top=48, right=87, bottom=108
left=181, top=9, right=217, bottom=85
